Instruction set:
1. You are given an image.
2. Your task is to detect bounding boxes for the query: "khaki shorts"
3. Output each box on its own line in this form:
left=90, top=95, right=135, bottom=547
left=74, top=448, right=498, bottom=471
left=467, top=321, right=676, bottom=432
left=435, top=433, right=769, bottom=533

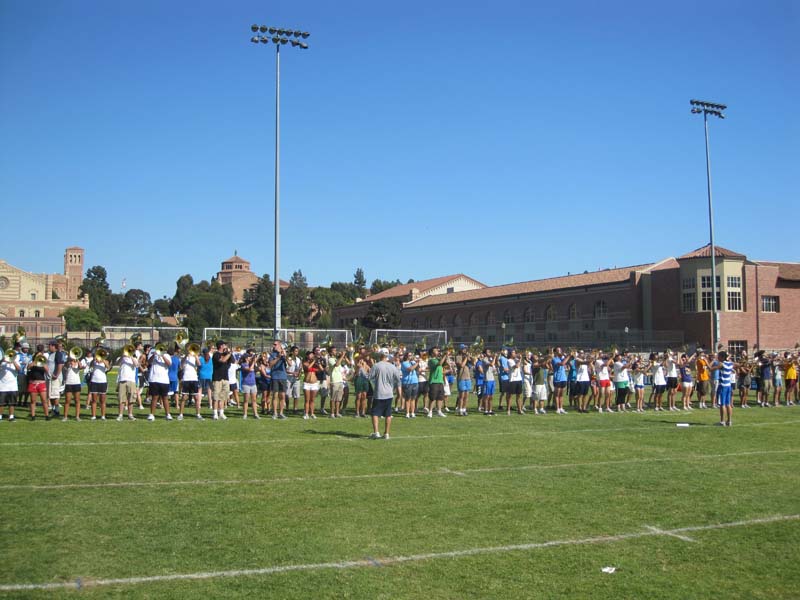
left=118, top=380, right=136, bottom=405
left=330, top=382, right=344, bottom=403
left=49, top=379, right=63, bottom=400
left=212, top=380, right=228, bottom=404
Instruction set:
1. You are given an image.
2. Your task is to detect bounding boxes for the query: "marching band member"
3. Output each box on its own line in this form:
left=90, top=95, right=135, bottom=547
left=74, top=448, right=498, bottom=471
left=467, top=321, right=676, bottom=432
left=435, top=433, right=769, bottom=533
left=268, top=341, right=289, bottom=419
left=286, top=346, right=302, bottom=414
left=400, top=351, right=419, bottom=418
left=354, top=352, right=371, bottom=418
left=62, top=350, right=85, bottom=421
left=551, top=348, right=570, bottom=415
left=146, top=345, right=173, bottom=421
left=328, top=348, right=346, bottom=418
left=612, top=353, right=630, bottom=412
left=649, top=353, right=667, bottom=411
left=482, top=349, right=497, bottom=415
left=302, top=350, right=321, bottom=419
left=455, top=346, right=472, bottom=416
left=88, top=349, right=111, bottom=420
left=0, top=350, right=21, bottom=421
left=178, top=345, right=203, bottom=420
left=574, top=352, right=592, bottom=413
left=211, top=341, right=232, bottom=420
left=426, top=346, right=449, bottom=418
left=240, top=348, right=260, bottom=420
left=116, top=347, right=138, bottom=421
left=26, top=346, right=49, bottom=420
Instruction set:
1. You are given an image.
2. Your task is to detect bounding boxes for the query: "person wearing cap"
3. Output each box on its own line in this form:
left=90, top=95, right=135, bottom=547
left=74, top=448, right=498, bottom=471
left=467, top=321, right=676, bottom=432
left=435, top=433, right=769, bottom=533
left=695, top=350, right=711, bottom=409
left=455, top=345, right=472, bottom=416
left=368, top=349, right=402, bottom=439
left=16, top=342, right=31, bottom=407
left=268, top=341, right=288, bottom=419
left=198, top=347, right=213, bottom=410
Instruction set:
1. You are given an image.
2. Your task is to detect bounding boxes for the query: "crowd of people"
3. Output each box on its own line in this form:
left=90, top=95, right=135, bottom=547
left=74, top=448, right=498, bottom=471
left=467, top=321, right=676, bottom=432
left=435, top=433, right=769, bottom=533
left=1, top=338, right=798, bottom=433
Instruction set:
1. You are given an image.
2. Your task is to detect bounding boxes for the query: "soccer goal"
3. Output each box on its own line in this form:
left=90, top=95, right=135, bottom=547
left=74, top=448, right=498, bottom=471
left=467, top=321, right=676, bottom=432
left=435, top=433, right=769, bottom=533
left=368, top=329, right=448, bottom=351
left=100, top=326, right=189, bottom=349
left=202, top=328, right=353, bottom=352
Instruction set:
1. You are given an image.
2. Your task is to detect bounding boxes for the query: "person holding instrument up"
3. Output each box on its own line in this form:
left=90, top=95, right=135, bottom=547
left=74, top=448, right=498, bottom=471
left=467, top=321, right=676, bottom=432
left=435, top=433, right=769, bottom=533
left=211, top=340, right=232, bottom=420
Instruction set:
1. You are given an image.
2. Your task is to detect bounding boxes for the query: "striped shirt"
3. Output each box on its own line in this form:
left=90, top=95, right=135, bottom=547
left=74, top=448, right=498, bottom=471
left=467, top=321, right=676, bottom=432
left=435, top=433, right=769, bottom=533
left=719, top=360, right=735, bottom=387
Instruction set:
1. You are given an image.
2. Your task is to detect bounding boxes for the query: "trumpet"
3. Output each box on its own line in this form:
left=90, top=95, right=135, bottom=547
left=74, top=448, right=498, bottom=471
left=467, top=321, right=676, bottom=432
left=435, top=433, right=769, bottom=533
left=95, top=348, right=109, bottom=362
left=69, top=347, right=84, bottom=361
left=3, top=348, right=16, bottom=362
left=122, top=344, right=136, bottom=357
left=187, top=342, right=201, bottom=356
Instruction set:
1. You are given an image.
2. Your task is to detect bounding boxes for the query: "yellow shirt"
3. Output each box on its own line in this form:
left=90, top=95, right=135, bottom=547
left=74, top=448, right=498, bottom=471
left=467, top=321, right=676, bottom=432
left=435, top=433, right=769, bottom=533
left=696, top=358, right=710, bottom=382
left=786, top=362, right=797, bottom=380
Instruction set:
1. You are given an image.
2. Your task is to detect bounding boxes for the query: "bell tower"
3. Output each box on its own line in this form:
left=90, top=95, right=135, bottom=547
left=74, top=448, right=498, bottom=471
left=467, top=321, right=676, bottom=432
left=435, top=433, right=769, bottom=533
left=63, top=247, right=85, bottom=301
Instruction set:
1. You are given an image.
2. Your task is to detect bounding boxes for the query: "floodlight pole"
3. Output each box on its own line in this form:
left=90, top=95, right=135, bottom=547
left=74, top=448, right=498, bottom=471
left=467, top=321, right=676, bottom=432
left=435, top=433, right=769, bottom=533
left=250, top=25, right=310, bottom=337
left=691, top=99, right=726, bottom=352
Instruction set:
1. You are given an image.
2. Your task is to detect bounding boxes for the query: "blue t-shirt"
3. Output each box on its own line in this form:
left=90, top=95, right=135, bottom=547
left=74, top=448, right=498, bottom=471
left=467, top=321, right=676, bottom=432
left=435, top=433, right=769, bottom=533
left=199, top=355, right=213, bottom=379
left=474, top=359, right=485, bottom=385
left=568, top=358, right=577, bottom=382
left=719, top=361, right=734, bottom=387
left=679, top=365, right=693, bottom=383
left=498, top=356, right=510, bottom=381
left=552, top=357, right=567, bottom=383
left=240, top=359, right=256, bottom=386
left=269, top=351, right=287, bottom=380
left=168, top=355, right=181, bottom=383
left=759, top=360, right=773, bottom=381
left=401, top=360, right=418, bottom=385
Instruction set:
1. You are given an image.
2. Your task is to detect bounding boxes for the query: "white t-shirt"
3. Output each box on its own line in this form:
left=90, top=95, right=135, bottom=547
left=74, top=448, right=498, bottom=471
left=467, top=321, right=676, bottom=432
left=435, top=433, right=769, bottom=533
left=149, top=353, right=171, bottom=384
left=418, top=359, right=428, bottom=383
left=90, top=360, right=108, bottom=384
left=613, top=361, right=628, bottom=383
left=0, top=361, right=18, bottom=392
left=509, top=358, right=522, bottom=382
left=595, top=360, right=610, bottom=381
left=576, top=363, right=590, bottom=382
left=666, top=355, right=678, bottom=378
left=118, top=356, right=137, bottom=383
left=64, top=360, right=85, bottom=386
left=228, top=362, right=240, bottom=385
left=652, top=362, right=666, bottom=386
left=182, top=355, right=199, bottom=382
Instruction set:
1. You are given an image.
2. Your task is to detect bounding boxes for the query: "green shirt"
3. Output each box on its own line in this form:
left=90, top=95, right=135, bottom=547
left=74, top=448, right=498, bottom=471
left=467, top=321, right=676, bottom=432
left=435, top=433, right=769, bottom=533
left=428, top=358, right=444, bottom=384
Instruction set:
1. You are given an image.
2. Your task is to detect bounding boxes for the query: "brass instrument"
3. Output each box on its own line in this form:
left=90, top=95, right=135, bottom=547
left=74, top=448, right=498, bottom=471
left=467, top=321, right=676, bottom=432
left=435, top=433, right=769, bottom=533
left=122, top=344, right=136, bottom=357
left=130, top=332, right=143, bottom=345
left=69, top=347, right=84, bottom=361
left=187, top=343, right=201, bottom=356
left=95, top=348, right=109, bottom=362
left=154, top=342, right=168, bottom=355
left=32, top=354, right=47, bottom=367
left=4, top=348, right=16, bottom=362
left=176, top=331, right=188, bottom=347
left=13, top=326, right=26, bottom=344
left=234, top=345, right=243, bottom=354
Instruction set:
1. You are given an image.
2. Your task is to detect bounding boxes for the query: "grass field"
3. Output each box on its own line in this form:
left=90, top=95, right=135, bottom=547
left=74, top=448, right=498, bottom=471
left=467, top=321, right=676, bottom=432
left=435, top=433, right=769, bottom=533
left=1, top=380, right=799, bottom=599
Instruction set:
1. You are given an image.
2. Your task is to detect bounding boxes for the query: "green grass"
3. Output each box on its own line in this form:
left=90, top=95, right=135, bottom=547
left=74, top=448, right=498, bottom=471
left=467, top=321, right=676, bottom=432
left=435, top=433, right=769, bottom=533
left=1, top=380, right=799, bottom=599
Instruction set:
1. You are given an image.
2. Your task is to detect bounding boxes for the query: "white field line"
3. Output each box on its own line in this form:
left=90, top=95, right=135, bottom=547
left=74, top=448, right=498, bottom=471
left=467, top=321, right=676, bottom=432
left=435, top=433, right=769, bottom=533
left=0, top=513, right=796, bottom=592
left=1, top=418, right=798, bottom=448
left=644, top=525, right=695, bottom=542
left=1, top=448, right=797, bottom=492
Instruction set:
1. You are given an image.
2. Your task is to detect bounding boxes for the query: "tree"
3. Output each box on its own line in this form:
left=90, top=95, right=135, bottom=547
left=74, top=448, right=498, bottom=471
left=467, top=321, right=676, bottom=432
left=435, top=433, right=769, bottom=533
left=370, top=278, right=402, bottom=295
left=121, top=289, right=152, bottom=321
left=170, top=274, right=195, bottom=314
left=153, top=298, right=171, bottom=316
left=79, top=265, right=113, bottom=322
left=282, top=270, right=310, bottom=327
left=61, top=307, right=103, bottom=332
left=363, top=297, right=403, bottom=329
left=353, top=268, right=367, bottom=296
left=240, top=274, right=275, bottom=327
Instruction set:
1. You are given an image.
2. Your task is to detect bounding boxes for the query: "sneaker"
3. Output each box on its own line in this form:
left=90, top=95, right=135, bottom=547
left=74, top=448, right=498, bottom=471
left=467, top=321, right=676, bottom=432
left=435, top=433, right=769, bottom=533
left=369, top=432, right=382, bottom=439
left=212, top=414, right=219, bottom=420
left=243, top=415, right=248, bottom=420
left=405, top=414, right=411, bottom=419
left=62, top=417, right=68, bottom=422
left=166, top=414, right=173, bottom=421
left=116, top=415, right=123, bottom=422
left=272, top=414, right=278, bottom=420
left=383, top=434, right=390, bottom=440
left=177, top=414, right=184, bottom=421
left=303, top=414, right=309, bottom=420
left=147, top=414, right=155, bottom=422
left=8, top=415, right=14, bottom=421
left=410, top=413, right=415, bottom=418
left=427, top=411, right=433, bottom=418
left=437, top=411, right=446, bottom=418
left=219, top=412, right=227, bottom=420
left=310, top=414, right=317, bottom=420
left=715, top=421, right=725, bottom=426
left=278, top=414, right=287, bottom=420
left=129, top=415, right=136, bottom=421
left=195, top=414, right=203, bottom=420
left=321, top=409, right=328, bottom=415
left=90, top=416, right=97, bottom=421
left=444, top=407, right=450, bottom=412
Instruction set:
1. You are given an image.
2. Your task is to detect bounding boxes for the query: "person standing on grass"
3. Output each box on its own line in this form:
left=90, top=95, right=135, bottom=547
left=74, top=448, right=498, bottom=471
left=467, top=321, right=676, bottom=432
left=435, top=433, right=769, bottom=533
left=88, top=351, right=110, bottom=420
left=368, top=349, right=402, bottom=439
left=178, top=349, right=203, bottom=420
left=268, top=341, right=289, bottom=419
left=0, top=352, right=21, bottom=421
left=302, top=350, right=321, bottom=420
left=474, top=352, right=485, bottom=412
left=710, top=351, right=735, bottom=426
left=115, top=350, right=137, bottom=421
left=665, top=349, right=680, bottom=412
left=210, top=341, right=232, bottom=420
left=496, top=348, right=510, bottom=411
left=400, top=351, right=419, bottom=418
left=426, top=346, right=449, bottom=418
left=26, top=347, right=50, bottom=420
left=168, top=346, right=181, bottom=410
left=46, top=340, right=66, bottom=417
left=506, top=349, right=524, bottom=415
left=783, top=352, right=797, bottom=405
left=239, top=349, right=259, bottom=420
left=417, top=351, right=429, bottom=415
left=354, top=354, right=371, bottom=418
left=455, top=345, right=472, bottom=416
left=286, top=345, right=302, bottom=414
left=147, top=347, right=173, bottom=422
left=594, top=353, right=612, bottom=412
left=482, top=349, right=496, bottom=415
left=551, top=348, right=570, bottom=414
left=736, top=351, right=752, bottom=409
left=649, top=353, right=667, bottom=411
left=198, top=347, right=213, bottom=410
left=574, top=352, right=592, bottom=413
left=61, top=351, right=84, bottom=421
left=679, top=353, right=696, bottom=411
left=612, top=353, right=629, bottom=412
left=532, top=355, right=548, bottom=415
left=695, top=350, right=711, bottom=409
left=631, top=356, right=647, bottom=413
left=328, top=349, right=346, bottom=418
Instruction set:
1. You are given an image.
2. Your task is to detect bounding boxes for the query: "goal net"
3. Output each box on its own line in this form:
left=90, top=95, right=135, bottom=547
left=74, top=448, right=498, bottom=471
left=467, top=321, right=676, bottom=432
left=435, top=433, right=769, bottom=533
left=99, top=326, right=189, bottom=349
left=202, top=328, right=353, bottom=352
left=368, top=329, right=448, bottom=351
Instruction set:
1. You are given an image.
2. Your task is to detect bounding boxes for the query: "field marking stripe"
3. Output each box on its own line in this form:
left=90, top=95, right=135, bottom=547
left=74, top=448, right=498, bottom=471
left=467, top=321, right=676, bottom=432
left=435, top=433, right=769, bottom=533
left=1, top=418, right=798, bottom=448
left=644, top=525, right=695, bottom=542
left=0, top=514, right=796, bottom=592
left=1, top=448, right=796, bottom=491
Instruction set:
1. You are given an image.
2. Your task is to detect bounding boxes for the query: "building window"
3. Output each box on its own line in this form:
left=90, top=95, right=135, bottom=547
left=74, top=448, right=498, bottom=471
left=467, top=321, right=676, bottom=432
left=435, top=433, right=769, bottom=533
left=424, top=318, right=432, bottom=328
left=19, top=310, right=25, bottom=318
left=487, top=335, right=496, bottom=343
left=761, top=296, right=780, bottom=313
left=727, top=290, right=742, bottom=311
left=523, top=307, right=534, bottom=322
left=30, top=292, right=37, bottom=301
left=446, top=287, right=454, bottom=293
left=681, top=277, right=696, bottom=290
left=438, top=316, right=447, bottom=328
left=525, top=333, right=535, bottom=342
left=701, top=291, right=721, bottom=311
left=701, top=275, right=721, bottom=289
left=726, top=276, right=741, bottom=288
left=411, top=318, right=418, bottom=328
left=486, top=311, right=495, bottom=325
left=593, top=300, right=607, bottom=319
left=34, top=310, right=41, bottom=318
left=682, top=292, right=697, bottom=313
left=545, top=305, right=555, bottom=321
left=728, top=340, right=748, bottom=359
left=503, top=310, right=514, bottom=324
left=568, top=304, right=579, bottom=320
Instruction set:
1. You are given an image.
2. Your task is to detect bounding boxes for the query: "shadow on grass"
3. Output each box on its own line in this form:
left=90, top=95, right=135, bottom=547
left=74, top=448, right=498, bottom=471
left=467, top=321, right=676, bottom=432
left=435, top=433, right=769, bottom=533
left=302, top=429, right=364, bottom=439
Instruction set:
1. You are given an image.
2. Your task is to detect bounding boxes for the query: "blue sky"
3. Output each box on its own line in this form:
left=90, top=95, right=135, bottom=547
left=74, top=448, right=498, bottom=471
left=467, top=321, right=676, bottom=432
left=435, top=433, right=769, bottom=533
left=2, top=0, right=797, bottom=303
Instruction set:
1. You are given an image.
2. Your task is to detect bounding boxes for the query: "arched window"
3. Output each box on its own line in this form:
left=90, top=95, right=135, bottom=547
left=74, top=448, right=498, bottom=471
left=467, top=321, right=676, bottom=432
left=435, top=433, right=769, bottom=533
left=569, top=303, right=579, bottom=320
left=486, top=311, right=495, bottom=325
left=411, top=318, right=419, bottom=328
left=469, top=312, right=479, bottom=326
left=545, top=305, right=555, bottom=321
left=594, top=300, right=608, bottom=319
left=453, top=314, right=462, bottom=327
left=424, top=317, right=432, bottom=328
left=438, top=315, right=447, bottom=328
left=19, top=310, right=25, bottom=318
left=34, top=310, right=41, bottom=318
left=524, top=307, right=535, bottom=322
left=503, top=310, right=514, bottom=324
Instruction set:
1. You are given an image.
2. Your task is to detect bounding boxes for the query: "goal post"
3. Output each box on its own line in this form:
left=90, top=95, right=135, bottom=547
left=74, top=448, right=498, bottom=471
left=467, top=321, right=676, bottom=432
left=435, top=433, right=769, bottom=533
left=368, top=329, right=448, bottom=350
left=100, top=326, right=189, bottom=349
left=202, top=328, right=353, bottom=352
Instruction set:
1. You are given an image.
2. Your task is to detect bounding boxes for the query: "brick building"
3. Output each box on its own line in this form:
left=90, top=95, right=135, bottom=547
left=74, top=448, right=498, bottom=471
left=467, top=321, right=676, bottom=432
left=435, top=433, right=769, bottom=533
left=215, top=253, right=288, bottom=303
left=0, top=246, right=89, bottom=339
left=400, top=245, right=799, bottom=355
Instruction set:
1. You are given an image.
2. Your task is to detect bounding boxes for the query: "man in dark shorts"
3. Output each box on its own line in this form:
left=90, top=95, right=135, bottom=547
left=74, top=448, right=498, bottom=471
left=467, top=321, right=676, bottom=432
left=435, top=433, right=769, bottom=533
left=268, top=340, right=288, bottom=419
left=368, top=349, right=402, bottom=439
left=426, top=346, right=450, bottom=418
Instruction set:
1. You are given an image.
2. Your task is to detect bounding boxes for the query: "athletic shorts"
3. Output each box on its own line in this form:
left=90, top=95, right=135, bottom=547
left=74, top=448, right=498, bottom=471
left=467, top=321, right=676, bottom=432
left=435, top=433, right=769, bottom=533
left=241, top=384, right=257, bottom=395
left=149, top=382, right=169, bottom=397
left=534, top=384, right=548, bottom=402
left=428, top=382, right=444, bottom=401
left=181, top=381, right=199, bottom=395
left=229, top=383, right=238, bottom=392
left=0, top=391, right=17, bottom=406
left=737, top=376, right=750, bottom=390
left=271, top=379, right=288, bottom=394
left=200, top=378, right=211, bottom=392
left=681, top=382, right=693, bottom=391
left=634, top=384, right=644, bottom=390
left=599, top=379, right=611, bottom=389
left=553, top=381, right=567, bottom=389
left=654, top=384, right=667, bottom=394
left=417, top=381, right=428, bottom=396
left=507, top=381, right=522, bottom=395
left=696, top=380, right=710, bottom=396
left=169, top=380, right=179, bottom=394
left=118, top=381, right=136, bottom=403
left=483, top=380, right=495, bottom=396
left=457, top=380, right=471, bottom=393
left=717, top=385, right=732, bottom=406
left=27, top=381, right=46, bottom=394
left=371, top=398, right=392, bottom=418
left=49, top=379, right=62, bottom=400
left=89, top=382, right=108, bottom=394
left=355, top=376, right=370, bottom=394
left=523, top=379, right=532, bottom=398
left=64, top=384, right=82, bottom=394
left=402, top=383, right=419, bottom=400
left=574, top=381, right=590, bottom=396
left=499, top=379, right=508, bottom=394
left=256, top=378, right=270, bottom=393
left=303, top=382, right=319, bottom=392
left=666, top=377, right=679, bottom=390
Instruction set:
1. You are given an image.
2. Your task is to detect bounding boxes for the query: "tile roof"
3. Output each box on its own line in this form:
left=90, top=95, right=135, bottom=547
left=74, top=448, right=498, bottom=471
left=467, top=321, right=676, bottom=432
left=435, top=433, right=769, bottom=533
left=678, top=244, right=746, bottom=260
left=366, top=274, right=484, bottom=302
left=755, top=261, right=800, bottom=282
left=222, top=256, right=249, bottom=264
left=404, top=264, right=653, bottom=309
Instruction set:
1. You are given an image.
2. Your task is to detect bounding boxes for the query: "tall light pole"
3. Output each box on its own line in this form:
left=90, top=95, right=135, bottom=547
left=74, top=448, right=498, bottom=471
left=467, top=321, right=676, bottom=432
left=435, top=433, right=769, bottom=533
left=690, top=99, right=726, bottom=352
left=250, top=25, right=310, bottom=336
